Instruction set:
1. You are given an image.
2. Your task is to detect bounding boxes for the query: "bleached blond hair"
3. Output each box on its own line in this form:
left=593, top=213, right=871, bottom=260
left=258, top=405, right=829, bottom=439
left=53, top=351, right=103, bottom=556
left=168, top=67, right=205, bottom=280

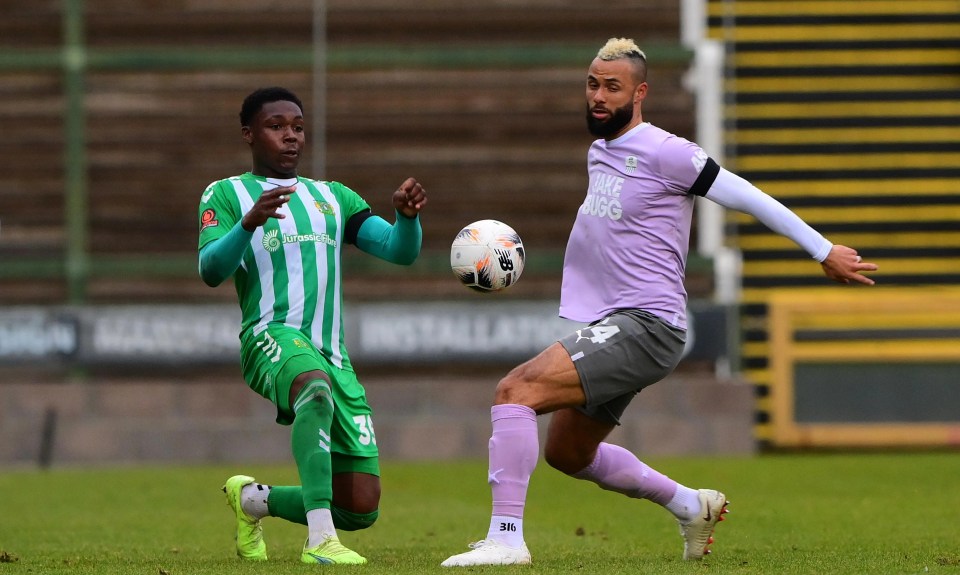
left=597, top=38, right=646, bottom=61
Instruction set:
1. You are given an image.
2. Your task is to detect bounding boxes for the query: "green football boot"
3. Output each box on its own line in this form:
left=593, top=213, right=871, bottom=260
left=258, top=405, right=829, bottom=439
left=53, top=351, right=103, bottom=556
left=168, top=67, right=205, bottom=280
left=301, top=536, right=367, bottom=565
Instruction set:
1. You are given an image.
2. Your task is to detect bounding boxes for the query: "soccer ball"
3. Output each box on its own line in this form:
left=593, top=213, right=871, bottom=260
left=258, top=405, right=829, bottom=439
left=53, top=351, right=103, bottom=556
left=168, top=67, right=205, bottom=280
left=450, top=219, right=525, bottom=292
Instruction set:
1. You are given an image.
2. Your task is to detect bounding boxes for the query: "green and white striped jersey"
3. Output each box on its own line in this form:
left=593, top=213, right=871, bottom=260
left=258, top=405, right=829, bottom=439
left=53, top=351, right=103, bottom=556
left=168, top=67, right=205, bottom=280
left=198, top=172, right=370, bottom=369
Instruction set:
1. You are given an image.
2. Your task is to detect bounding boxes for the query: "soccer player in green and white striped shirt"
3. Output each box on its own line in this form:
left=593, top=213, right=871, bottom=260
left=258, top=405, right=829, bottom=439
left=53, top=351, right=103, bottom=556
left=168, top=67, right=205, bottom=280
left=198, top=87, right=427, bottom=566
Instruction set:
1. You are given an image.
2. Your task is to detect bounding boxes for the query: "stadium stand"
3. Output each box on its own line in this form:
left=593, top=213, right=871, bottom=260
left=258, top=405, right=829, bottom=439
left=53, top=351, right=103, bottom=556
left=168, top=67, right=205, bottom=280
left=6, top=1, right=956, bottom=459
left=708, top=0, right=960, bottom=443
left=0, top=0, right=697, bottom=304
left=1, top=2, right=761, bottom=464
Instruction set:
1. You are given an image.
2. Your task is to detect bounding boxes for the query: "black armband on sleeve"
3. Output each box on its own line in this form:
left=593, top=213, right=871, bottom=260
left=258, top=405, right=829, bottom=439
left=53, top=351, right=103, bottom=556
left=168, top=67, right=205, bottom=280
left=344, top=209, right=374, bottom=244
left=688, top=157, right=720, bottom=197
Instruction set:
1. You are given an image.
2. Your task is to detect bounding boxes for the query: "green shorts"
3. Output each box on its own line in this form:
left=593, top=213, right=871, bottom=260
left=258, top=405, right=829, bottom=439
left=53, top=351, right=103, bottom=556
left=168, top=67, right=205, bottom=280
left=240, top=324, right=379, bottom=474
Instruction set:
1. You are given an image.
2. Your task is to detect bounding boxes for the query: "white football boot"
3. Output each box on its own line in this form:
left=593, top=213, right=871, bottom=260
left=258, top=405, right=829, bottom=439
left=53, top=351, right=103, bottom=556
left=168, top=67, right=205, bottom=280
left=441, top=539, right=532, bottom=567
left=678, top=488, right=729, bottom=560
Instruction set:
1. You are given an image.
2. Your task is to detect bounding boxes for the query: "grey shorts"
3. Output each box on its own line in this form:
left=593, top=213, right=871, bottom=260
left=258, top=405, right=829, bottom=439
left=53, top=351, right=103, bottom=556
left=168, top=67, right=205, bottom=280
left=558, top=309, right=687, bottom=425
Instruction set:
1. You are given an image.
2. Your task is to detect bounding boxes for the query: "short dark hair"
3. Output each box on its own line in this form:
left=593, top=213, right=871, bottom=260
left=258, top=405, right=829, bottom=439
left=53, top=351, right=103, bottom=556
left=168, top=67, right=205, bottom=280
left=239, top=87, right=304, bottom=126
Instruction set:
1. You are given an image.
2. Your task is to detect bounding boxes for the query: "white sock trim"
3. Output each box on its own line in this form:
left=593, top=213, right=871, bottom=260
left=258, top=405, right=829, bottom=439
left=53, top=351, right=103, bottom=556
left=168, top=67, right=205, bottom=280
left=306, top=508, right=337, bottom=547
left=486, top=515, right=525, bottom=548
left=240, top=483, right=271, bottom=519
left=665, top=486, right=702, bottom=522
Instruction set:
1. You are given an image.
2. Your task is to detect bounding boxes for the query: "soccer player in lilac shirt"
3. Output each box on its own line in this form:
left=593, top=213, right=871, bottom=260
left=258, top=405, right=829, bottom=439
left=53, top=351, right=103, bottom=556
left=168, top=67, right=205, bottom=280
left=442, top=38, right=877, bottom=567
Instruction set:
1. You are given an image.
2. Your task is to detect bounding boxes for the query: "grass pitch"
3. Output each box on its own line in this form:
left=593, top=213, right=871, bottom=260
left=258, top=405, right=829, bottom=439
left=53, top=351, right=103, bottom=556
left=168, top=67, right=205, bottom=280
left=1, top=452, right=958, bottom=574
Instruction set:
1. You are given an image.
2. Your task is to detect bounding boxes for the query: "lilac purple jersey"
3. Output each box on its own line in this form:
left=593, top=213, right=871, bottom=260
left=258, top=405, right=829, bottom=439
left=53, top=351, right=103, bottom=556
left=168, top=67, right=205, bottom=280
left=560, top=122, right=719, bottom=330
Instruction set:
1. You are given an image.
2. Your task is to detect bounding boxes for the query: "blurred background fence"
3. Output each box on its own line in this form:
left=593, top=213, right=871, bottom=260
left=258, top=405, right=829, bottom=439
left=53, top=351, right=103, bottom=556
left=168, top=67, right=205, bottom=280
left=1, top=0, right=958, bottom=465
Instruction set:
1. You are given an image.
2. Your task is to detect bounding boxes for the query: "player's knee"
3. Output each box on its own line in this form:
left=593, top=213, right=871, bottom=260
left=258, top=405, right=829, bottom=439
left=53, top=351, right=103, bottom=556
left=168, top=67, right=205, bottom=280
left=494, top=368, right=533, bottom=405
left=332, top=472, right=381, bottom=513
left=493, top=377, right=515, bottom=404
left=331, top=506, right=379, bottom=531
left=291, top=373, right=334, bottom=416
left=352, top=484, right=381, bottom=512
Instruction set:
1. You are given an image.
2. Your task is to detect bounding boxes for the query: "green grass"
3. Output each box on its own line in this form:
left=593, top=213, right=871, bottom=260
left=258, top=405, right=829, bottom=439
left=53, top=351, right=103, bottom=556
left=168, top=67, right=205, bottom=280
left=1, top=453, right=959, bottom=574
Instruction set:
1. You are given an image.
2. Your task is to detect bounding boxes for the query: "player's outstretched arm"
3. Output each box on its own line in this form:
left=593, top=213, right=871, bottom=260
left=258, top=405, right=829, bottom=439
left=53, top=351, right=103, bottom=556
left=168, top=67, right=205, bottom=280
left=820, top=244, right=878, bottom=285
left=704, top=168, right=878, bottom=285
left=353, top=177, right=426, bottom=265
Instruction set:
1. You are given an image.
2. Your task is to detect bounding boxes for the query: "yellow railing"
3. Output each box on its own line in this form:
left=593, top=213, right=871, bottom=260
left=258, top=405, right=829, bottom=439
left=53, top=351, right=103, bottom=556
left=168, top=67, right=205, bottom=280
left=767, top=288, right=960, bottom=447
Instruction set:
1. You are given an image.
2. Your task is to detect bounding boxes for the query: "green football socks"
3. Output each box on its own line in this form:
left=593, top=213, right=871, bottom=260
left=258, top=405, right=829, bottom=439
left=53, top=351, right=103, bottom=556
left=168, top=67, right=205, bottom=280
left=267, top=486, right=379, bottom=531
left=290, top=378, right=335, bottom=514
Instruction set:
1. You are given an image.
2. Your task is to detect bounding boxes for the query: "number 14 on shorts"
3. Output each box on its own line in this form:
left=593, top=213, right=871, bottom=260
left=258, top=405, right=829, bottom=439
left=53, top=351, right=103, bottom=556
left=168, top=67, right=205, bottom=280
left=575, top=323, right=621, bottom=345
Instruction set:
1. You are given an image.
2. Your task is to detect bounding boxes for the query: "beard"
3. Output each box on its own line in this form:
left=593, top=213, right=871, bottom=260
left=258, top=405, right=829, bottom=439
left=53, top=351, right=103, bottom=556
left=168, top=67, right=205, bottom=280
left=585, top=102, right=634, bottom=138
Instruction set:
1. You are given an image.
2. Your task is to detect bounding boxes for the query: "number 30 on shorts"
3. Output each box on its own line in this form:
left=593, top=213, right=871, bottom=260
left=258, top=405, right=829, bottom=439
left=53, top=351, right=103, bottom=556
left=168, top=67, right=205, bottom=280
left=352, top=415, right=377, bottom=446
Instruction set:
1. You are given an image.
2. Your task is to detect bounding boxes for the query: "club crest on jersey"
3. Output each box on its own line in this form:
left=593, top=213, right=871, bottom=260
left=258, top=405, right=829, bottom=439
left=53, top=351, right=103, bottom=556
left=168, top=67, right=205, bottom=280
left=625, top=155, right=638, bottom=173
left=200, top=209, right=219, bottom=231
left=315, top=201, right=335, bottom=215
